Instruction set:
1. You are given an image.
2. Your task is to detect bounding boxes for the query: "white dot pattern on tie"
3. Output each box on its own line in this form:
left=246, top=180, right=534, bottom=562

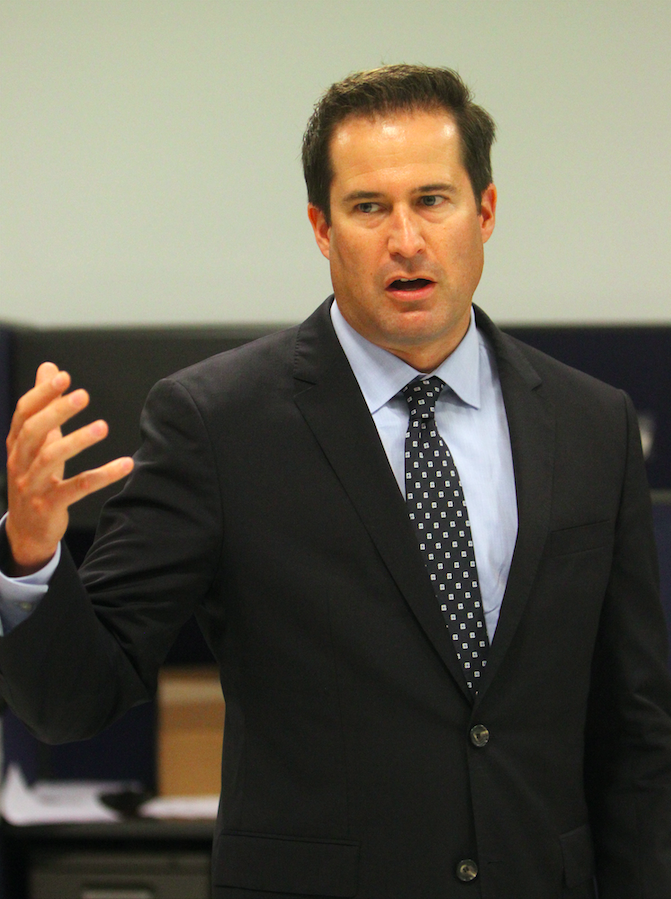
left=403, top=376, right=489, bottom=693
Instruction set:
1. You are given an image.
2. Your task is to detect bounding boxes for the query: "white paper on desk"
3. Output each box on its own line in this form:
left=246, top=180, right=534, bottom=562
left=1, top=763, right=123, bottom=825
left=140, top=794, right=219, bottom=820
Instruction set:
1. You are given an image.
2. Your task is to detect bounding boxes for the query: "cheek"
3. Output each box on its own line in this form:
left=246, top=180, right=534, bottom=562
left=331, top=237, right=372, bottom=279
left=328, top=242, right=361, bottom=298
left=441, top=225, right=484, bottom=271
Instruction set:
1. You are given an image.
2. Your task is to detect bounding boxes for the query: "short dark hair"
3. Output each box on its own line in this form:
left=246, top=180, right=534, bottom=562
left=302, top=64, right=496, bottom=223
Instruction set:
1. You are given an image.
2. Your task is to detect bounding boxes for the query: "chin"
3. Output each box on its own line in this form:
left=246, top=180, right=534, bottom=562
left=385, top=311, right=452, bottom=343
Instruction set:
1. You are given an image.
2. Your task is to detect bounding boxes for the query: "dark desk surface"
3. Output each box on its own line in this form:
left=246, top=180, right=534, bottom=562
left=2, top=819, right=215, bottom=899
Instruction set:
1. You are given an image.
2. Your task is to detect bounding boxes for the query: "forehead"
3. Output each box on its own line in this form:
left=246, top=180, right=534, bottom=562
left=328, top=110, right=464, bottom=188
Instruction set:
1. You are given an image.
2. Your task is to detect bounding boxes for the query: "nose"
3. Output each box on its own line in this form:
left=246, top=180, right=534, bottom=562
left=387, top=207, right=426, bottom=258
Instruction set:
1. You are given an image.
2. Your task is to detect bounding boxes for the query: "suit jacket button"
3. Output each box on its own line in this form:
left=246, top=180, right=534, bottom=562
left=456, top=859, right=479, bottom=882
left=469, top=724, right=490, bottom=747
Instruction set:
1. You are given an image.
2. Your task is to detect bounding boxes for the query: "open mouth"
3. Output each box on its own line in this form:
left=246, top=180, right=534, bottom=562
left=389, top=278, right=433, bottom=291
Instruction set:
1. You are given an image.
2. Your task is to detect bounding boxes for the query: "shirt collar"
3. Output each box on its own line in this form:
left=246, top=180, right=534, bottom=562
left=331, top=299, right=482, bottom=414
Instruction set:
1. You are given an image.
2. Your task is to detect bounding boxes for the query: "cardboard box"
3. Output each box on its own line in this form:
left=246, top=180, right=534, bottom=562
left=157, top=666, right=225, bottom=796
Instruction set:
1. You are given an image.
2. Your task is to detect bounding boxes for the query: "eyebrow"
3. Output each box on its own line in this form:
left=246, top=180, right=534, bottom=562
left=342, top=183, right=457, bottom=203
left=342, top=190, right=384, bottom=203
left=417, top=182, right=456, bottom=194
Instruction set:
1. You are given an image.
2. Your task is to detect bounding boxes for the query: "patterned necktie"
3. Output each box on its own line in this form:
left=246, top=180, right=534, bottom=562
left=403, top=376, right=489, bottom=693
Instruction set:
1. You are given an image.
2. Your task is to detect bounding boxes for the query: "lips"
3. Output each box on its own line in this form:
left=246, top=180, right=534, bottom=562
left=383, top=274, right=437, bottom=301
left=389, top=278, right=433, bottom=291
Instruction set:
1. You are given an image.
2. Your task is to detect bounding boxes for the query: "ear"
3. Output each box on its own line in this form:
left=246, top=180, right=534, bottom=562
left=308, top=204, right=331, bottom=260
left=478, top=183, right=497, bottom=244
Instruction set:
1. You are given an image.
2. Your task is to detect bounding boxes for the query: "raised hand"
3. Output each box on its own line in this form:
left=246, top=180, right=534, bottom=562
left=5, top=362, right=134, bottom=576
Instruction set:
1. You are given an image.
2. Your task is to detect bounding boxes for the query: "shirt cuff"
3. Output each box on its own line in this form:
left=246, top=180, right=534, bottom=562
left=0, top=513, right=61, bottom=635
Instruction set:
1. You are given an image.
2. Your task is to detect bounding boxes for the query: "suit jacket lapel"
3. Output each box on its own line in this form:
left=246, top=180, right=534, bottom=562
left=474, top=308, right=556, bottom=697
left=293, top=299, right=471, bottom=698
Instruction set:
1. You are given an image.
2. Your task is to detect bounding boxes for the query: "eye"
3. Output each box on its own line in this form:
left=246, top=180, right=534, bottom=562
left=420, top=195, right=446, bottom=208
left=356, top=202, right=381, bottom=214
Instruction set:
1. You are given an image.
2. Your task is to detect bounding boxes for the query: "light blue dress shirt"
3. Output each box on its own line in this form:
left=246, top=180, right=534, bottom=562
left=330, top=301, right=517, bottom=641
left=0, top=535, right=59, bottom=635
left=0, top=303, right=518, bottom=642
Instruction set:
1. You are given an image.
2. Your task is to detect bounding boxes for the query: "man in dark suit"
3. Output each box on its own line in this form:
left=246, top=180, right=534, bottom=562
left=2, top=65, right=671, bottom=898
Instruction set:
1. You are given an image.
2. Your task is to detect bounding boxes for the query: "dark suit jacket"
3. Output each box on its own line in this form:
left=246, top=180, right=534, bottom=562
left=2, top=299, right=671, bottom=899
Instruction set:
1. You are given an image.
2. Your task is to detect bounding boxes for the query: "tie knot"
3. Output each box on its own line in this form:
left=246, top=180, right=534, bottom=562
left=402, top=376, right=445, bottom=420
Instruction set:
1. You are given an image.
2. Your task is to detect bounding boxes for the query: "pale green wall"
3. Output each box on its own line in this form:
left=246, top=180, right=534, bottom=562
left=1, top=0, right=669, bottom=326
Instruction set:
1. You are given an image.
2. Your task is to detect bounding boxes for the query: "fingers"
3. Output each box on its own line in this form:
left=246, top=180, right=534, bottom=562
left=19, top=419, right=110, bottom=494
left=9, top=389, right=93, bottom=474
left=7, top=365, right=73, bottom=453
left=58, top=456, right=135, bottom=509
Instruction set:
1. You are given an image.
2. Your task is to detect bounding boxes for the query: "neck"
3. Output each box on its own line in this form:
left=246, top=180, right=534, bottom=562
left=383, top=322, right=472, bottom=373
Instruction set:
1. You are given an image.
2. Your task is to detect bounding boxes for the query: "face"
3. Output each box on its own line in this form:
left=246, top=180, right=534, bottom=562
left=308, top=110, right=496, bottom=371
